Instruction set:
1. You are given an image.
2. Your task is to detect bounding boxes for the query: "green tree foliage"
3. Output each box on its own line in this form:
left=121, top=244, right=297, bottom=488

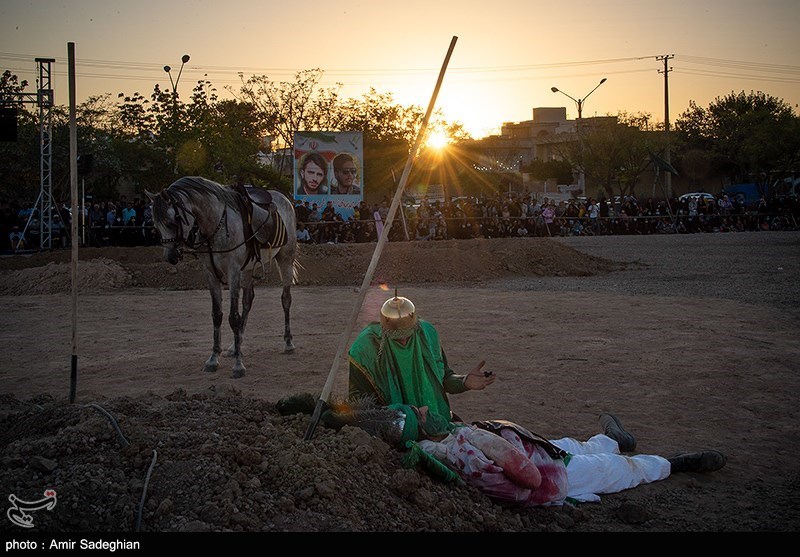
left=675, top=91, right=800, bottom=194
left=0, top=65, right=474, bottom=205
left=0, top=71, right=38, bottom=202
left=521, top=159, right=573, bottom=184
left=236, top=69, right=341, bottom=171
left=549, top=112, right=662, bottom=198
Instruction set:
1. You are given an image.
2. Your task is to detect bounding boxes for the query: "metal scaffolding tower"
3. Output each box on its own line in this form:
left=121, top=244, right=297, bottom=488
left=36, top=58, right=55, bottom=249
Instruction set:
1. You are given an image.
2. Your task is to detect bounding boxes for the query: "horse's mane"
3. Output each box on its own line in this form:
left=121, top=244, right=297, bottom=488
left=168, top=176, right=242, bottom=208
left=153, top=176, right=243, bottom=223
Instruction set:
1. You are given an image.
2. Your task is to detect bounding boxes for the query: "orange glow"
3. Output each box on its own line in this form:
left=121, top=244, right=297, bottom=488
left=379, top=283, right=390, bottom=291
left=425, top=131, right=449, bottom=150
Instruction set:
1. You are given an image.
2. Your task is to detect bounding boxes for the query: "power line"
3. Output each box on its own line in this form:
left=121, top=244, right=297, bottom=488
left=3, top=52, right=798, bottom=97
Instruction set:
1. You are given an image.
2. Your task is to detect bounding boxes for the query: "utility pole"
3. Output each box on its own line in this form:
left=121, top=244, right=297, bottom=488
left=657, top=55, right=674, bottom=197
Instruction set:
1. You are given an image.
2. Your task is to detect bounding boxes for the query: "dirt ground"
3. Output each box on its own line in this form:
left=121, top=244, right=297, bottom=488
left=1, top=233, right=799, bottom=534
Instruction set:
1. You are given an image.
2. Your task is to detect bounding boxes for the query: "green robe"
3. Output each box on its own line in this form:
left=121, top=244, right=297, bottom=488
left=348, top=320, right=468, bottom=430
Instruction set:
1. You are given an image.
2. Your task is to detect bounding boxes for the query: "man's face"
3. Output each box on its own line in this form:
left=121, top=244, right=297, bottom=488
left=302, top=161, right=325, bottom=192
left=335, top=161, right=358, bottom=189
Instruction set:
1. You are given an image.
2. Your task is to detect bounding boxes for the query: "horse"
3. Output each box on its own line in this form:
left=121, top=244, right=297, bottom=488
left=146, top=176, right=299, bottom=378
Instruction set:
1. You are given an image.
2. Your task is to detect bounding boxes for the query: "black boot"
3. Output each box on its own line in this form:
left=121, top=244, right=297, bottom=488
left=668, top=451, right=727, bottom=473
left=599, top=413, right=637, bottom=452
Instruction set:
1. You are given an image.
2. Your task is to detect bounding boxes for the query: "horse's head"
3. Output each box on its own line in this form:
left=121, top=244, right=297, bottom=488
left=146, top=189, right=197, bottom=265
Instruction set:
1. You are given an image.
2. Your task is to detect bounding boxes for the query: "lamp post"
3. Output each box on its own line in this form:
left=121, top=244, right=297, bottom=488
left=550, top=78, right=607, bottom=194
left=550, top=77, right=607, bottom=120
left=163, top=55, right=190, bottom=174
left=163, top=54, right=191, bottom=95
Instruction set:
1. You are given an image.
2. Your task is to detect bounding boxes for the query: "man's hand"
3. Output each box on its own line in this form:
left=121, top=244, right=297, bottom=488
left=464, top=360, right=496, bottom=390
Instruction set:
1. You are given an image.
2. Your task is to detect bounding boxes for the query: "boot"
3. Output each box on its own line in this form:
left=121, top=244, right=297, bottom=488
left=668, top=451, right=727, bottom=473
left=599, top=413, right=637, bottom=452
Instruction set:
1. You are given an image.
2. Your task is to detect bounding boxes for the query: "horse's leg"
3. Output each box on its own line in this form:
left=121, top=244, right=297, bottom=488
left=276, top=251, right=295, bottom=353
left=228, top=271, right=246, bottom=378
left=281, top=283, right=294, bottom=352
left=203, top=277, right=223, bottom=373
left=226, top=270, right=254, bottom=357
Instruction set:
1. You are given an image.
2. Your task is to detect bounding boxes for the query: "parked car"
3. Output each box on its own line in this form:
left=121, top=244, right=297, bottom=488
left=678, top=192, right=716, bottom=203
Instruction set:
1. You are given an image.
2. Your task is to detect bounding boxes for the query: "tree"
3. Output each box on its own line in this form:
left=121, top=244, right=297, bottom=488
left=522, top=159, right=573, bottom=184
left=547, top=112, right=662, bottom=199
left=0, top=71, right=38, bottom=202
left=236, top=69, right=342, bottom=175
left=675, top=91, right=800, bottom=196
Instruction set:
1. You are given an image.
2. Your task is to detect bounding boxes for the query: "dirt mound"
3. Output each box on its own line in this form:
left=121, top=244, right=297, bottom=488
left=0, top=259, right=132, bottom=295
left=0, top=238, right=624, bottom=294
left=0, top=389, right=584, bottom=533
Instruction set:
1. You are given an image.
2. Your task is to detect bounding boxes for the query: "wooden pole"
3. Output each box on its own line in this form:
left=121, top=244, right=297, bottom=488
left=304, top=36, right=458, bottom=441
left=68, top=42, right=79, bottom=403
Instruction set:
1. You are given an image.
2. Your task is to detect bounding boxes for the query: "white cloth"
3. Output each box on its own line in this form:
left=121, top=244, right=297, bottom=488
left=550, top=433, right=671, bottom=502
left=421, top=429, right=671, bottom=506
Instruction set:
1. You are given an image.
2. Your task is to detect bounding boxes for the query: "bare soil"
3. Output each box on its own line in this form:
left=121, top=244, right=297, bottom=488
left=1, top=233, right=799, bottom=534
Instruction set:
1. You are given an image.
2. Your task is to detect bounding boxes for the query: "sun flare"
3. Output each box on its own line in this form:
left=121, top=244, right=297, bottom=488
left=425, top=130, right=449, bottom=150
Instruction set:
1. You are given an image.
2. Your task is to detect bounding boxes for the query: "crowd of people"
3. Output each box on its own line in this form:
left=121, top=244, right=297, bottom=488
left=1, top=195, right=159, bottom=253
left=294, top=192, right=800, bottom=245
left=3, top=190, right=799, bottom=253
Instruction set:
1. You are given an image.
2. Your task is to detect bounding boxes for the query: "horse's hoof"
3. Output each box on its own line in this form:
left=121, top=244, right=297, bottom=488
left=232, top=368, right=246, bottom=379
left=284, top=342, right=295, bottom=354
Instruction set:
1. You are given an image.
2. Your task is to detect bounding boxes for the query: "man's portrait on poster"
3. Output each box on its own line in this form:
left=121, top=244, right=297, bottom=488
left=331, top=153, right=361, bottom=195
left=298, top=152, right=329, bottom=196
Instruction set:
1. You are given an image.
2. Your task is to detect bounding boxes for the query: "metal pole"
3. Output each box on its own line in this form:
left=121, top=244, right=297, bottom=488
left=68, top=42, right=79, bottom=404
left=81, top=177, right=85, bottom=246
left=304, top=36, right=459, bottom=441
left=658, top=55, right=674, bottom=198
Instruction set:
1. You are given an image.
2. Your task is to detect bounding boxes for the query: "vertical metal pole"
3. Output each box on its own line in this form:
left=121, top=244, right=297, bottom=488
left=81, top=177, right=85, bottom=246
left=658, top=55, right=674, bottom=198
left=68, top=43, right=78, bottom=403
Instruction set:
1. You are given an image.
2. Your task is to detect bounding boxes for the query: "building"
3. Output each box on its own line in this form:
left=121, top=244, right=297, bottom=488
left=464, top=107, right=624, bottom=196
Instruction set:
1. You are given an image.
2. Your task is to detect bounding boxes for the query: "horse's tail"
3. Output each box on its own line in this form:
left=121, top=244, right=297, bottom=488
left=291, top=257, right=304, bottom=285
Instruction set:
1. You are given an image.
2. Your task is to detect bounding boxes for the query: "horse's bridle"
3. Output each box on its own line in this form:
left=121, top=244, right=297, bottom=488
left=159, top=195, right=227, bottom=260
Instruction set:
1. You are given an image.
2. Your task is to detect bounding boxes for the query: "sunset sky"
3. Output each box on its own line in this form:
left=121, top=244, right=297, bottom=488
left=2, top=0, right=798, bottom=138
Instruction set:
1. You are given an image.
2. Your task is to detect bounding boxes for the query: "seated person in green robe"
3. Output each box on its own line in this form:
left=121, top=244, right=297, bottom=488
left=348, top=293, right=495, bottom=435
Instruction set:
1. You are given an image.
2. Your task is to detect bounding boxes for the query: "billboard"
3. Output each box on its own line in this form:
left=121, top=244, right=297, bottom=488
left=294, top=131, right=364, bottom=221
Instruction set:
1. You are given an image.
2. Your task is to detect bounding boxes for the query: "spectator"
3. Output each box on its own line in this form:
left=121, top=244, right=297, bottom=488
left=542, top=202, right=556, bottom=236
left=9, top=225, right=25, bottom=252
left=296, top=222, right=313, bottom=244
left=307, top=203, right=321, bottom=243
left=320, top=201, right=337, bottom=243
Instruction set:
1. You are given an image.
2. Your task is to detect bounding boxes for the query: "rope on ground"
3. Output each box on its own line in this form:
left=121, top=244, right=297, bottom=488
left=135, top=449, right=158, bottom=532
left=82, top=403, right=130, bottom=447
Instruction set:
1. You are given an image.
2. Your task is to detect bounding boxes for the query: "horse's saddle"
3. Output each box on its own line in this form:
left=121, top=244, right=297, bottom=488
left=230, top=183, right=274, bottom=208
left=230, top=184, right=287, bottom=267
left=242, top=185, right=273, bottom=208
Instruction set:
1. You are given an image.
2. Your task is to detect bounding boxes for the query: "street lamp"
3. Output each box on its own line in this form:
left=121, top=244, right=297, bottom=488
left=163, top=54, right=191, bottom=95
left=163, top=55, right=190, bottom=175
left=550, top=78, right=607, bottom=195
left=550, top=77, right=607, bottom=119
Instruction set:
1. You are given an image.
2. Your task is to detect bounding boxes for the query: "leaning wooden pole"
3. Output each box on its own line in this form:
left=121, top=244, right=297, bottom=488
left=304, top=35, right=458, bottom=441
left=68, top=42, right=79, bottom=403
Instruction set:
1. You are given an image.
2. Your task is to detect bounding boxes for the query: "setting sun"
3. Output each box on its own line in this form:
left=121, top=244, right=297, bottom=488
left=426, top=130, right=449, bottom=150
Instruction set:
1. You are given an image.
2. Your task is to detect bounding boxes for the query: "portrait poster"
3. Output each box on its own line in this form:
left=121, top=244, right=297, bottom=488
left=293, top=131, right=364, bottom=221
